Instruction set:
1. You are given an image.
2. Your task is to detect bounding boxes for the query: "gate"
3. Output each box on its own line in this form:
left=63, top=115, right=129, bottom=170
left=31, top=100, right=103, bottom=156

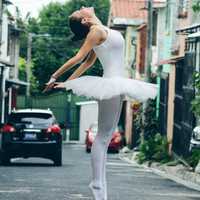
left=159, top=72, right=169, bottom=136
left=172, top=53, right=196, bottom=156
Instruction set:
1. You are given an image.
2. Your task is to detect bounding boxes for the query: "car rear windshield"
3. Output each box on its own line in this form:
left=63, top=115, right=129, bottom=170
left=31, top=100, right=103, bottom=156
left=8, top=113, right=54, bottom=127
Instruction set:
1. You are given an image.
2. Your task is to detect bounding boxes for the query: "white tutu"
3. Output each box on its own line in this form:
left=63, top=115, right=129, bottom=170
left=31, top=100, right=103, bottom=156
left=64, top=75, right=158, bottom=102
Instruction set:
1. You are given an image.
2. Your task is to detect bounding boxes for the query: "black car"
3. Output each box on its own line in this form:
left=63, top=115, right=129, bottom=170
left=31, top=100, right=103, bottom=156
left=0, top=109, right=63, bottom=166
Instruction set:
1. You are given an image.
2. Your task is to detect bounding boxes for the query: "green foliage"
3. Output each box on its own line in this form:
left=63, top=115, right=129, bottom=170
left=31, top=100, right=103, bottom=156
left=18, top=58, right=27, bottom=82
left=18, top=0, right=109, bottom=94
left=136, top=133, right=171, bottom=164
left=191, top=71, right=200, bottom=117
left=133, top=99, right=159, bottom=141
left=18, top=57, right=39, bottom=94
left=187, top=149, right=200, bottom=168
left=192, top=0, right=200, bottom=12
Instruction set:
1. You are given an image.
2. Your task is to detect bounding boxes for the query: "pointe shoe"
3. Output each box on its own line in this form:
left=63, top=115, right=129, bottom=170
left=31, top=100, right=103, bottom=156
left=88, top=182, right=105, bottom=200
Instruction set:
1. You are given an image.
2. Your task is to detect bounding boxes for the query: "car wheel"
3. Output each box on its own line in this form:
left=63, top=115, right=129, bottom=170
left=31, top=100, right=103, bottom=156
left=115, top=149, right=119, bottom=154
left=53, top=150, right=62, bottom=166
left=86, top=148, right=91, bottom=153
left=1, top=153, right=11, bottom=166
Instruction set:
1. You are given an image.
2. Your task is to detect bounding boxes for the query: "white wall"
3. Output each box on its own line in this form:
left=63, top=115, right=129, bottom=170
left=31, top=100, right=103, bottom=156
left=76, top=101, right=98, bottom=143
left=1, top=14, right=9, bottom=60
left=0, top=13, right=9, bottom=123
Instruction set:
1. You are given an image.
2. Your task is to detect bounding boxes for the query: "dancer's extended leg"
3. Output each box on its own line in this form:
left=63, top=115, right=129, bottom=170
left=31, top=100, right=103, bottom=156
left=89, top=95, right=123, bottom=200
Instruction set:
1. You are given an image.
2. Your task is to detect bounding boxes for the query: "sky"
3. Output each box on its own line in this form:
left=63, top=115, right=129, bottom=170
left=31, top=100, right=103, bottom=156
left=10, top=0, right=68, bottom=18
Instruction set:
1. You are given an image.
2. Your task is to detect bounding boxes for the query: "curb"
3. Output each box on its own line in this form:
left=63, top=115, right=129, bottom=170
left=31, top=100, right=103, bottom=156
left=119, top=153, right=200, bottom=192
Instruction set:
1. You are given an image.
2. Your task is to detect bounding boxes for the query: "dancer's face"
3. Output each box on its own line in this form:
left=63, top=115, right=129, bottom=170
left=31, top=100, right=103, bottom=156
left=70, top=6, right=94, bottom=20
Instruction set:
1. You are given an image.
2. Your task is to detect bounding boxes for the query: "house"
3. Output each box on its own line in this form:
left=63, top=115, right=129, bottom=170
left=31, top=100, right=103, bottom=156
left=108, top=0, right=165, bottom=147
left=0, top=0, right=28, bottom=124
left=154, top=0, right=199, bottom=155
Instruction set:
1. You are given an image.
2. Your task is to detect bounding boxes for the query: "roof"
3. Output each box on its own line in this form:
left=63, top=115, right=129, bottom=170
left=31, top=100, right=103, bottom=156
left=155, top=55, right=184, bottom=66
left=6, top=79, right=29, bottom=86
left=110, top=0, right=166, bottom=21
left=76, top=101, right=97, bottom=106
left=111, top=0, right=147, bottom=21
left=12, top=109, right=53, bottom=114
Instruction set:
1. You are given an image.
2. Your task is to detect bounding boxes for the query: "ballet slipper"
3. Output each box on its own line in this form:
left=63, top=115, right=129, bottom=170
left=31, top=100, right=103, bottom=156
left=88, top=182, right=105, bottom=200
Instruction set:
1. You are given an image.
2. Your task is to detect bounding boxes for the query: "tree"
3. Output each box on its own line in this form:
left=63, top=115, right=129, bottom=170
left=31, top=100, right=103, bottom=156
left=18, top=57, right=39, bottom=94
left=192, top=0, right=200, bottom=12
left=19, top=0, right=110, bottom=95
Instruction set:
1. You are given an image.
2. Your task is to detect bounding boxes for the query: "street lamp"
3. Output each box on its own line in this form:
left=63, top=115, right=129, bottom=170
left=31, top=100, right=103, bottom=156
left=140, top=0, right=153, bottom=81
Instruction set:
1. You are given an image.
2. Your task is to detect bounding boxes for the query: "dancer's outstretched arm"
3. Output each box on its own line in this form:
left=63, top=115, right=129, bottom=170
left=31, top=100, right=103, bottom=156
left=43, top=26, right=102, bottom=92
left=53, top=50, right=97, bottom=89
left=67, top=50, right=97, bottom=81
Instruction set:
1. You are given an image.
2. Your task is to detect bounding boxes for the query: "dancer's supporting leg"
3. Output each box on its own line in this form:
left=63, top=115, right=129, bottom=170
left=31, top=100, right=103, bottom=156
left=102, top=95, right=123, bottom=200
left=89, top=95, right=123, bottom=200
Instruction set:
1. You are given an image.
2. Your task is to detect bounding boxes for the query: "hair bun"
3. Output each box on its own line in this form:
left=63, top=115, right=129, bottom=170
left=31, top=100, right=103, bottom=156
left=69, top=17, right=90, bottom=41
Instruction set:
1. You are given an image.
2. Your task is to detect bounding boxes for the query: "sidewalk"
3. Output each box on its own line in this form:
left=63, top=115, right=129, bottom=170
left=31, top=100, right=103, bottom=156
left=118, top=149, right=200, bottom=192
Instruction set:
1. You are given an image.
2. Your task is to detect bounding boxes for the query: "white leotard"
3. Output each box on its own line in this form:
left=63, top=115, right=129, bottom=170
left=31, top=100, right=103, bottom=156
left=93, top=26, right=126, bottom=78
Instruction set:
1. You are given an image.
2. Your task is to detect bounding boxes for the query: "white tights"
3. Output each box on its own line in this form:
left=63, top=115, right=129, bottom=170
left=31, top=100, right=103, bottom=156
left=88, top=95, right=123, bottom=200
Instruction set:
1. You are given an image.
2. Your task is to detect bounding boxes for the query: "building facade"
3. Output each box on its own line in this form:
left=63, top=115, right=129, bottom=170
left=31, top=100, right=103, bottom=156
left=0, top=0, right=27, bottom=124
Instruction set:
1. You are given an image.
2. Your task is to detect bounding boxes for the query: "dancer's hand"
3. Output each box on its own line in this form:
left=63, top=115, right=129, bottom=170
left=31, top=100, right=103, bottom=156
left=42, top=77, right=56, bottom=93
left=53, top=82, right=66, bottom=89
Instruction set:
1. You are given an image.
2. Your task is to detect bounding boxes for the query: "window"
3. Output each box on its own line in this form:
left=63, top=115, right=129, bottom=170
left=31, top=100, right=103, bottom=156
left=152, top=11, right=158, bottom=46
left=7, top=25, right=12, bottom=56
left=165, top=1, right=171, bottom=30
left=178, top=0, right=188, bottom=18
left=8, top=112, right=55, bottom=128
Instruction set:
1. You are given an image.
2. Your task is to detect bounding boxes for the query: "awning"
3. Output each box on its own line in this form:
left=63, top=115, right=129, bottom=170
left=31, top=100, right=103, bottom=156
left=0, top=59, right=14, bottom=67
left=176, top=23, right=200, bottom=34
left=6, top=79, right=29, bottom=86
left=155, top=55, right=184, bottom=66
left=188, top=31, right=200, bottom=38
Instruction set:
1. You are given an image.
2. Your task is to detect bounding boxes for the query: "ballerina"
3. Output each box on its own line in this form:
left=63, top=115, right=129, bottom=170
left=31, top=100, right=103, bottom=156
left=43, top=6, right=158, bottom=200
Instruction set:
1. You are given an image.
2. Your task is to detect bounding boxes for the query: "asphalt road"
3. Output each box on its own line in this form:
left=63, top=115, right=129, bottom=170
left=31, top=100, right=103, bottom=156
left=0, top=144, right=200, bottom=200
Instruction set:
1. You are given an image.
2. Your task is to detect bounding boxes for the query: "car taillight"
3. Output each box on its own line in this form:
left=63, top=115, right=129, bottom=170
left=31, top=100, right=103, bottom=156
left=88, top=132, right=94, bottom=141
left=2, top=124, right=16, bottom=133
left=46, top=124, right=61, bottom=134
left=114, top=135, right=121, bottom=143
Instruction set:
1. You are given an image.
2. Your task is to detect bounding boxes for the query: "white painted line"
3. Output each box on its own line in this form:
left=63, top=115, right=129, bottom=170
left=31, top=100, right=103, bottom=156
left=153, top=192, right=200, bottom=198
left=0, top=189, right=31, bottom=193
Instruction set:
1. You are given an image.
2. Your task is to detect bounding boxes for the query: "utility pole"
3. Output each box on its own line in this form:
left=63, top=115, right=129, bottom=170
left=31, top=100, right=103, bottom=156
left=141, top=0, right=153, bottom=143
left=26, top=33, right=32, bottom=97
left=146, top=0, right=153, bottom=82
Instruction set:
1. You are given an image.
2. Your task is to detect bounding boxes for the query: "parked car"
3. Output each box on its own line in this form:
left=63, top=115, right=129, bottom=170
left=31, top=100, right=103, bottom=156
left=0, top=109, right=63, bottom=166
left=85, top=122, right=125, bottom=153
left=189, top=126, right=200, bottom=152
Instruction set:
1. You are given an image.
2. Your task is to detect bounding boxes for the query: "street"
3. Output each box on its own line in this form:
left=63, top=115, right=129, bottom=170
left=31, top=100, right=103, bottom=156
left=0, top=144, right=200, bottom=200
